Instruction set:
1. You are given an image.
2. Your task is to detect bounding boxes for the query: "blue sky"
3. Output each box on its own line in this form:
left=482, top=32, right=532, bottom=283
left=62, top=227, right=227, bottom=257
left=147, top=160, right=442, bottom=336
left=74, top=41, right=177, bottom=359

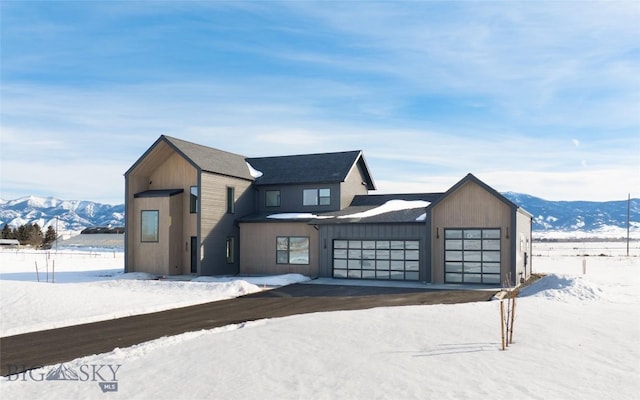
left=1, top=1, right=638, bottom=204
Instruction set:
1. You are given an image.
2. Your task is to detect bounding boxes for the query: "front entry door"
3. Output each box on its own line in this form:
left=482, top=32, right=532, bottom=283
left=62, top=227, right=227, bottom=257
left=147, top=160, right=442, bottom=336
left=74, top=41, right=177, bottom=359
left=190, top=236, right=198, bottom=274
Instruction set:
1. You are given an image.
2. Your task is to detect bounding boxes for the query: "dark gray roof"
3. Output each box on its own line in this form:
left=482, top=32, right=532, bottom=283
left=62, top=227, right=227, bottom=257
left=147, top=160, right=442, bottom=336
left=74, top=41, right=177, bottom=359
left=246, top=150, right=375, bottom=188
left=162, top=136, right=254, bottom=180
left=350, top=193, right=444, bottom=206
left=134, top=189, right=184, bottom=198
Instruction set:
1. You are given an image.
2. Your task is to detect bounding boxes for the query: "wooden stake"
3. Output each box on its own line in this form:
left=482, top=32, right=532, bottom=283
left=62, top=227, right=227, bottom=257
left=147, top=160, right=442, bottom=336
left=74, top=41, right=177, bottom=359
left=35, top=261, right=40, bottom=282
left=500, top=300, right=506, bottom=350
left=52, top=259, right=55, bottom=283
left=509, top=295, right=516, bottom=344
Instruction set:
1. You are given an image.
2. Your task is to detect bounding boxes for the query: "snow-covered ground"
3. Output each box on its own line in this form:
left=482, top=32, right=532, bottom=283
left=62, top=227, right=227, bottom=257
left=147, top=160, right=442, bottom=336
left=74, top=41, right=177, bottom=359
left=1, top=243, right=638, bottom=399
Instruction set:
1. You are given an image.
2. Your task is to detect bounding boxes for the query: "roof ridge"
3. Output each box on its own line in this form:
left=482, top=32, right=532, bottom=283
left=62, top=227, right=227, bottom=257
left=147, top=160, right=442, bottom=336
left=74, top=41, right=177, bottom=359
left=162, top=135, right=247, bottom=159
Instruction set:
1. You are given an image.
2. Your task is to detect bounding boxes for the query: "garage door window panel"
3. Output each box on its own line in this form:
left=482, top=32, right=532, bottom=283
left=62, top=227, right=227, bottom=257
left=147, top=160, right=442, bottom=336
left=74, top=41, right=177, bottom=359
left=333, top=239, right=420, bottom=281
left=444, top=228, right=502, bottom=284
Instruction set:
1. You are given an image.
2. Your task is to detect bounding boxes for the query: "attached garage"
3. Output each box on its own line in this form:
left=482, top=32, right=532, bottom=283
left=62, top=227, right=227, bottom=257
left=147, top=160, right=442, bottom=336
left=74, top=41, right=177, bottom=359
left=426, top=174, right=533, bottom=286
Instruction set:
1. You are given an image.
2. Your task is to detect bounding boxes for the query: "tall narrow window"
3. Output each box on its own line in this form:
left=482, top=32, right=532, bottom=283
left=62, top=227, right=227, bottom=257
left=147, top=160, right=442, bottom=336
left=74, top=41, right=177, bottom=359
left=226, top=187, right=235, bottom=214
left=190, top=186, right=198, bottom=213
left=226, top=236, right=235, bottom=263
left=141, top=210, right=159, bottom=242
left=266, top=190, right=281, bottom=207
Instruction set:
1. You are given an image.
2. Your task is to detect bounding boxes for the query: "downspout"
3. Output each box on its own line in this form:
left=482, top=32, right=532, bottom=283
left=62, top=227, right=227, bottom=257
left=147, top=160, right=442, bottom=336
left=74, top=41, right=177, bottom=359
left=510, top=208, right=517, bottom=286
left=196, top=169, right=202, bottom=276
left=424, top=208, right=432, bottom=283
left=124, top=174, right=129, bottom=273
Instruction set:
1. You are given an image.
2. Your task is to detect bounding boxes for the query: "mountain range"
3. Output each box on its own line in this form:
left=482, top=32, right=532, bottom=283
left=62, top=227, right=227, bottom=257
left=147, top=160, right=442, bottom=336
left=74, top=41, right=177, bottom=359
left=1, top=194, right=638, bottom=238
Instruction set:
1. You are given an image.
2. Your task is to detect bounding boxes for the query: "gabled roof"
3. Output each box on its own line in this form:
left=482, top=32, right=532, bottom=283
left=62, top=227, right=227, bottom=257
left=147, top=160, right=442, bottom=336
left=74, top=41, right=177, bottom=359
left=425, top=173, right=532, bottom=217
left=125, top=135, right=254, bottom=181
left=163, top=136, right=254, bottom=180
left=246, top=150, right=375, bottom=189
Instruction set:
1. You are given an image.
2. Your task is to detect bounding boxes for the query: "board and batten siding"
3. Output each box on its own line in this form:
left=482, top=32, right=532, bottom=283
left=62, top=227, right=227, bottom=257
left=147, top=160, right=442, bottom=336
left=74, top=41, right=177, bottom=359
left=199, top=172, right=255, bottom=275
left=239, top=221, right=319, bottom=277
left=429, top=180, right=512, bottom=284
left=131, top=196, right=171, bottom=275
left=317, top=223, right=426, bottom=278
left=126, top=150, right=197, bottom=274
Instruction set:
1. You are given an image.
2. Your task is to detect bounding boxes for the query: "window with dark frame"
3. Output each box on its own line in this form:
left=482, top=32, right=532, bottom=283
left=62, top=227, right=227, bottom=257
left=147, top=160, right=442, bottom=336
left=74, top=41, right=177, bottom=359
left=190, top=186, right=198, bottom=213
left=226, top=187, right=235, bottom=214
left=141, top=210, right=159, bottom=242
left=276, top=236, right=310, bottom=265
left=266, top=190, right=281, bottom=207
left=303, top=188, right=330, bottom=206
left=226, top=236, right=235, bottom=263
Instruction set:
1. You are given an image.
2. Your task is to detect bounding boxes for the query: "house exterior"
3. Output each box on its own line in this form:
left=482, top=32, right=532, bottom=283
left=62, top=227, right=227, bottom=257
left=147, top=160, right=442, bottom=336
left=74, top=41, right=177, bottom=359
left=125, top=135, right=532, bottom=286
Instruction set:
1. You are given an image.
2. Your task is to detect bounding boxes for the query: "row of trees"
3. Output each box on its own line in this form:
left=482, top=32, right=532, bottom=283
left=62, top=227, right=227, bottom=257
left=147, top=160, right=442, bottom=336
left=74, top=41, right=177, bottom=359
left=1, top=223, right=57, bottom=248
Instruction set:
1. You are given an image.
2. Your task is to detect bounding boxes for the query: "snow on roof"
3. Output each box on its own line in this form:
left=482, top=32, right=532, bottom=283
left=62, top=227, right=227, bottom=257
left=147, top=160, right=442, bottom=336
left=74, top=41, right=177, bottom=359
left=338, top=200, right=430, bottom=219
left=246, top=162, right=263, bottom=178
left=267, top=213, right=334, bottom=220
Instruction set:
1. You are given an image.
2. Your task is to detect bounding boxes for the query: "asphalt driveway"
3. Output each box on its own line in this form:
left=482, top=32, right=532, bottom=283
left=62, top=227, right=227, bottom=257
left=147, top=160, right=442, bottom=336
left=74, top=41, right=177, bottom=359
left=0, top=284, right=496, bottom=376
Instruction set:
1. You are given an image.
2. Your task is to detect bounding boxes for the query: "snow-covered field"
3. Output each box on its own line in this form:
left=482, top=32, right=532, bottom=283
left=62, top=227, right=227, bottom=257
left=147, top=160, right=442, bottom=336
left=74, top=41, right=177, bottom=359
left=1, top=242, right=639, bottom=399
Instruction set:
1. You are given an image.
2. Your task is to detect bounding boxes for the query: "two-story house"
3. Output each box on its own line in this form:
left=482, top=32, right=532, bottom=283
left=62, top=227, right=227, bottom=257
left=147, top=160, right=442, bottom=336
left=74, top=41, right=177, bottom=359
left=125, top=135, right=533, bottom=285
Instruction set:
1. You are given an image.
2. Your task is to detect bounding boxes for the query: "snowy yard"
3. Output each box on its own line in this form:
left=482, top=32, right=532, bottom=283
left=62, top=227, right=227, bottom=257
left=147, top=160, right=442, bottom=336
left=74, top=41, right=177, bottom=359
left=1, top=242, right=639, bottom=399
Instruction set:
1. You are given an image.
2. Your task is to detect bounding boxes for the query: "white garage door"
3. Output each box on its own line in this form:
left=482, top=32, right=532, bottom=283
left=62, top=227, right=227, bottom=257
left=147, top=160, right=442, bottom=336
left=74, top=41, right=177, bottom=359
left=444, top=228, right=501, bottom=284
left=332, top=240, right=420, bottom=281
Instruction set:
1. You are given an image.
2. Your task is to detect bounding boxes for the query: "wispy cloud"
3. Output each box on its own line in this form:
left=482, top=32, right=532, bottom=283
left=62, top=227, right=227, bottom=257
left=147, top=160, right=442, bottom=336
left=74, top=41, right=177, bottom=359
left=1, top=1, right=638, bottom=203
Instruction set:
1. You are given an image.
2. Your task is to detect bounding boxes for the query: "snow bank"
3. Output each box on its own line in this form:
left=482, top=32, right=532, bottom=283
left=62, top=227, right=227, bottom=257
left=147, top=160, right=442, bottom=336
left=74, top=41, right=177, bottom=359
left=1, top=245, right=639, bottom=400
left=193, top=273, right=309, bottom=286
left=519, top=274, right=604, bottom=301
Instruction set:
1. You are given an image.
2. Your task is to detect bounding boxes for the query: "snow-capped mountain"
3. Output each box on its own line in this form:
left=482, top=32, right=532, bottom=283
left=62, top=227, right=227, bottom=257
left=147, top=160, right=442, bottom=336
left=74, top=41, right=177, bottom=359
left=503, top=192, right=639, bottom=238
left=0, top=196, right=124, bottom=232
left=1, top=194, right=638, bottom=238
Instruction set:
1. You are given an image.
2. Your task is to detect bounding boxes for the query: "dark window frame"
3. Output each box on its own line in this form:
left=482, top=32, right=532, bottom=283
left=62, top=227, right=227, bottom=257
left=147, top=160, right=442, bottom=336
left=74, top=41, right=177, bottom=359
left=265, top=190, right=281, bottom=207
left=226, top=186, right=235, bottom=214
left=190, top=186, right=198, bottom=213
left=226, top=236, right=235, bottom=264
left=141, top=210, right=159, bottom=242
left=303, top=188, right=330, bottom=206
left=276, top=236, right=310, bottom=265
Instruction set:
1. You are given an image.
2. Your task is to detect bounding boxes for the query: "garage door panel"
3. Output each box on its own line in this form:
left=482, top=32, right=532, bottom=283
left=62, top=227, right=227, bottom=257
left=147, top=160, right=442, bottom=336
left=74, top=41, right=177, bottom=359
left=333, top=239, right=421, bottom=281
left=444, top=228, right=502, bottom=284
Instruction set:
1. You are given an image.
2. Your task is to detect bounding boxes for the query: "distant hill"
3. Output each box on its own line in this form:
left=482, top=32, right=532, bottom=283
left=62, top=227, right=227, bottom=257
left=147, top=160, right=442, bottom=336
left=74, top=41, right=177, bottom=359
left=0, top=196, right=124, bottom=232
left=502, top=192, right=639, bottom=238
left=0, top=194, right=638, bottom=238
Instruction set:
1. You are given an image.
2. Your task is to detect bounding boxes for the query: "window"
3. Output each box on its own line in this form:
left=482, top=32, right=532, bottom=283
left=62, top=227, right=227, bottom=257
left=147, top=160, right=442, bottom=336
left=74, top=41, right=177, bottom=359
left=303, top=188, right=330, bottom=206
left=226, top=187, right=235, bottom=214
left=266, top=190, right=280, bottom=207
left=141, top=210, right=159, bottom=242
left=190, top=186, right=198, bottom=213
left=276, top=237, right=309, bottom=264
left=226, top=237, right=235, bottom=264
left=444, top=228, right=501, bottom=284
